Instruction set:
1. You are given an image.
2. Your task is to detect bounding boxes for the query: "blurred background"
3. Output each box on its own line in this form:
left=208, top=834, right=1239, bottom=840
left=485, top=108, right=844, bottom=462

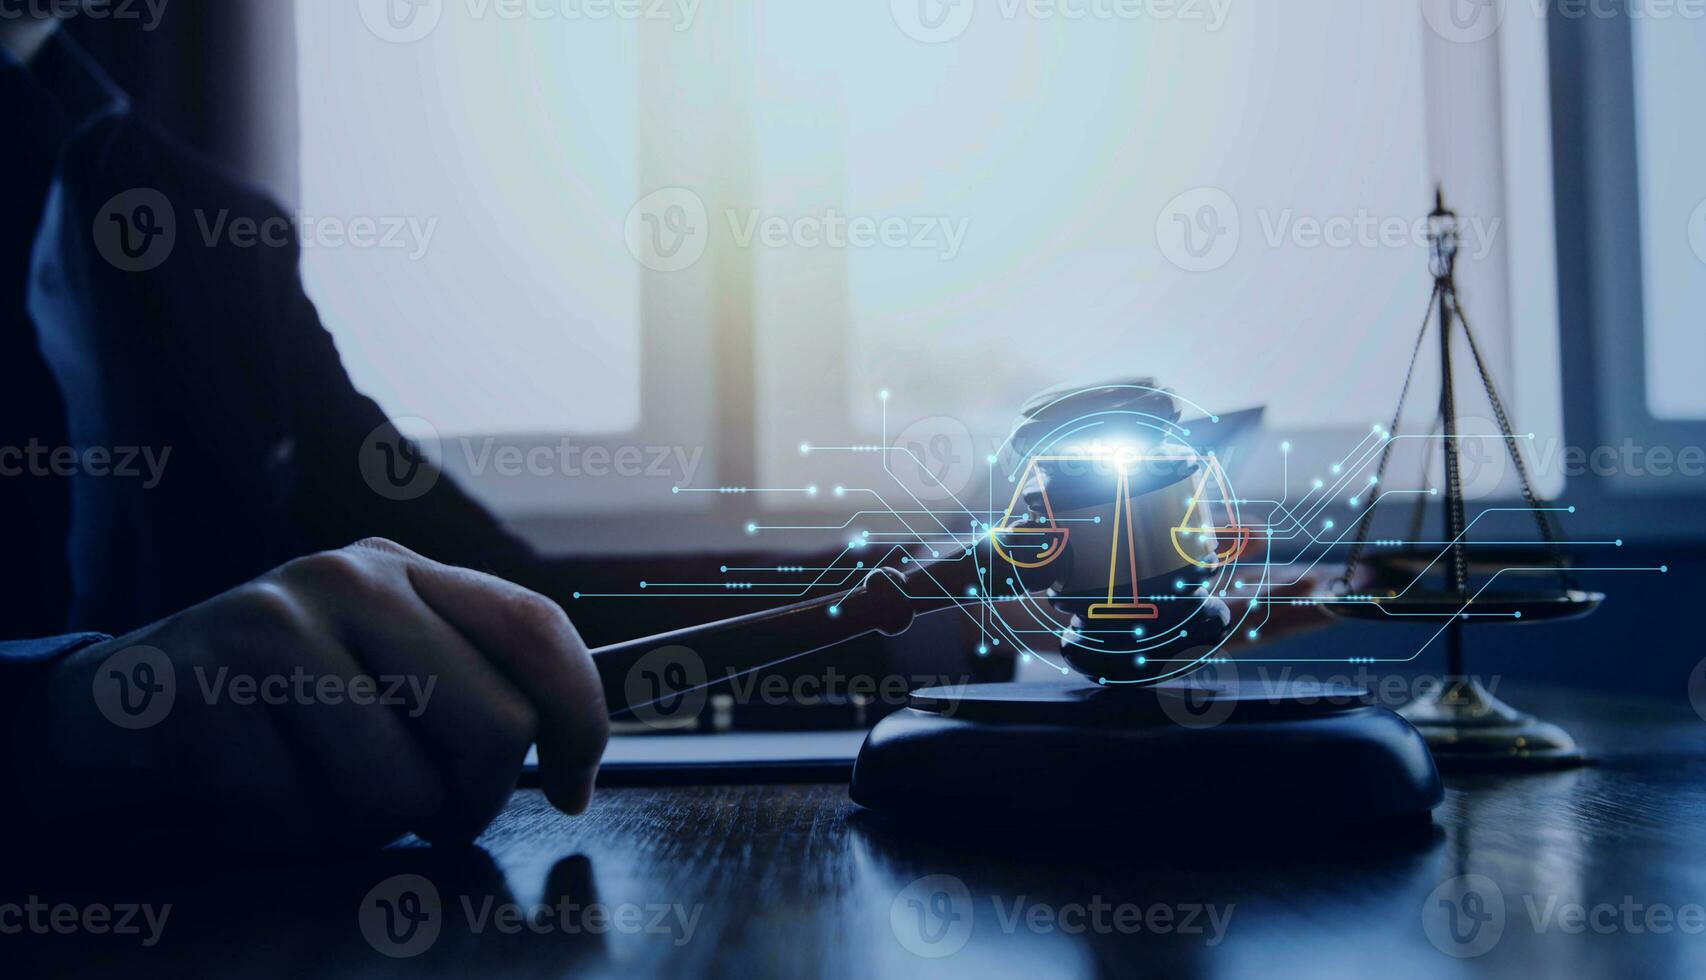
left=63, top=0, right=1706, bottom=694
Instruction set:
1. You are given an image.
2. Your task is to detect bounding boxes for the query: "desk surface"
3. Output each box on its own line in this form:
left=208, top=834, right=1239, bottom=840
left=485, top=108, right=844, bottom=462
left=9, top=689, right=1706, bottom=978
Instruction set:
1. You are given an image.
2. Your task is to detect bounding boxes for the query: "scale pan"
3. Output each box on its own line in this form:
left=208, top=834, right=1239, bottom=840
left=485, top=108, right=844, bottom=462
left=1323, top=589, right=1604, bottom=624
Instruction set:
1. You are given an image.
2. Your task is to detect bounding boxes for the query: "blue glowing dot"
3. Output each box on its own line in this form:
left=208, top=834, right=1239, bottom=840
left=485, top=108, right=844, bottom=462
left=671, top=486, right=680, bottom=494
left=1133, top=628, right=1145, bottom=637
left=1136, top=657, right=1147, bottom=665
left=977, top=646, right=989, bottom=656
left=1513, top=611, right=1522, bottom=619
left=1568, top=505, right=1577, bottom=514
left=746, top=523, right=757, bottom=533
left=992, top=638, right=1001, bottom=647
left=1175, top=580, right=1185, bottom=590
left=1332, top=464, right=1342, bottom=474
left=572, top=592, right=581, bottom=600
left=987, top=455, right=998, bottom=464
left=879, top=390, right=890, bottom=401
left=720, top=566, right=728, bottom=573
left=901, top=556, right=911, bottom=564
left=1093, top=516, right=1102, bottom=524
left=1098, top=677, right=1108, bottom=685
left=1314, top=479, right=1324, bottom=489
left=828, top=605, right=841, bottom=618
left=639, top=581, right=648, bottom=589
left=856, top=561, right=865, bottom=569
left=1180, top=630, right=1189, bottom=638
left=1662, top=565, right=1670, bottom=573
left=1616, top=539, right=1623, bottom=547
left=799, top=443, right=811, bottom=454
left=931, top=550, right=941, bottom=558
left=1349, top=497, right=1360, bottom=508
left=1281, top=442, right=1292, bottom=453
left=807, top=485, right=818, bottom=496
left=1247, top=629, right=1259, bottom=639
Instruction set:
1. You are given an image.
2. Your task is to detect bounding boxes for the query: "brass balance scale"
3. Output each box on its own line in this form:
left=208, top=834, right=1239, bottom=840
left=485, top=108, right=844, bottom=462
left=1325, top=191, right=1604, bottom=770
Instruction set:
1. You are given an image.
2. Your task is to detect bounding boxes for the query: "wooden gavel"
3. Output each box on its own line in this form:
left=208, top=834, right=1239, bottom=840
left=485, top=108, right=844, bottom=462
left=587, top=552, right=1011, bottom=718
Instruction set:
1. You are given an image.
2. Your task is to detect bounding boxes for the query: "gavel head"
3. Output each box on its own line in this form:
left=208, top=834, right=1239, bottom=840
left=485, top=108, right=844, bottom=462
left=991, top=380, right=1239, bottom=685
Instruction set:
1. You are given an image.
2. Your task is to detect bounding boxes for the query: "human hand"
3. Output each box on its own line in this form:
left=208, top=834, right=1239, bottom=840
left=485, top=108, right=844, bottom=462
left=21, top=539, right=608, bottom=851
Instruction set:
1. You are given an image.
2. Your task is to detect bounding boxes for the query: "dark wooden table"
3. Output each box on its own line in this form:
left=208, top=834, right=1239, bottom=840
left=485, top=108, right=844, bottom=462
left=8, top=688, right=1706, bottom=978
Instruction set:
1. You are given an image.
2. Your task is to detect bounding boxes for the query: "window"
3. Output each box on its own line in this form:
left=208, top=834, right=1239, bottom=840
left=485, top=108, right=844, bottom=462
left=748, top=1, right=1563, bottom=504
left=294, top=1, right=1566, bottom=536
left=1633, top=13, right=1706, bottom=422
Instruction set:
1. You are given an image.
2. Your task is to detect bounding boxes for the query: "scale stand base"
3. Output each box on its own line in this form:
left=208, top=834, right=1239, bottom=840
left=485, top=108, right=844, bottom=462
left=1398, top=677, right=1585, bottom=771
left=850, top=680, right=1443, bottom=831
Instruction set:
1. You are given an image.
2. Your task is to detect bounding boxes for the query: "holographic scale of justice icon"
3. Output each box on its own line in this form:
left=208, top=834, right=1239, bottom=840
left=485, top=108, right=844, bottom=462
left=982, top=383, right=1257, bottom=684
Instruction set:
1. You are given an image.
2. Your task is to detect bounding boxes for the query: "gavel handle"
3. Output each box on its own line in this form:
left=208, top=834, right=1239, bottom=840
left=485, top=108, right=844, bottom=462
left=589, top=559, right=983, bottom=719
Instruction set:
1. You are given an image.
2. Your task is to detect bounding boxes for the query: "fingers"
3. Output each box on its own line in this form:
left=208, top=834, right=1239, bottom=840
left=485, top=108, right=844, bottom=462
left=392, top=547, right=609, bottom=816
left=210, top=583, right=448, bottom=837
left=277, top=547, right=540, bottom=843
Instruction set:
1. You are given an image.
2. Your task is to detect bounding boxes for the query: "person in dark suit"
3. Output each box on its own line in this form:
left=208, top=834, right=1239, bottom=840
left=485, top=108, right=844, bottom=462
left=0, top=12, right=608, bottom=849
